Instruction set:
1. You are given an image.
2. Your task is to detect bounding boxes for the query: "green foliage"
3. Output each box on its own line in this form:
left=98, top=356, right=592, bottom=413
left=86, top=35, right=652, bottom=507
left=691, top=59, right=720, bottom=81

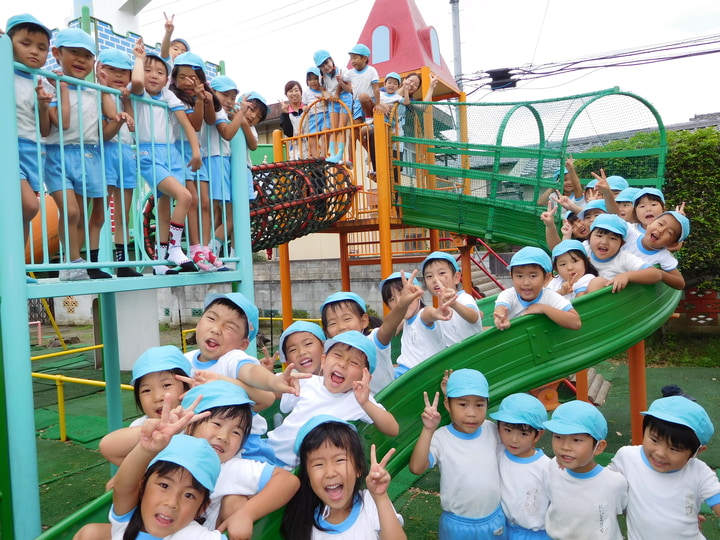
left=573, top=131, right=661, bottom=182
left=291, top=309, right=309, bottom=319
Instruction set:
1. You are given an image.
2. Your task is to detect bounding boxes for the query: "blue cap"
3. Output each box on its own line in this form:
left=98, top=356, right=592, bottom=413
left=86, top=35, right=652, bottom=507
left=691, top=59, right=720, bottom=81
left=306, top=66, right=321, bottom=78
left=149, top=434, right=220, bottom=491
left=294, top=415, right=356, bottom=454
left=659, top=211, right=690, bottom=242
left=446, top=369, right=489, bottom=398
left=171, top=38, right=191, bottom=52
left=507, top=247, right=551, bottom=273
left=577, top=200, right=607, bottom=220
left=634, top=187, right=665, bottom=205
left=279, top=321, right=326, bottom=364
left=490, top=393, right=547, bottom=430
left=616, top=187, right=640, bottom=203
left=181, top=379, right=254, bottom=412
left=551, top=239, right=587, bottom=261
left=55, top=28, right=96, bottom=56
left=320, top=291, right=366, bottom=314
left=131, top=345, right=191, bottom=385
left=98, top=48, right=134, bottom=70
left=641, top=396, right=713, bottom=446
left=323, top=330, right=376, bottom=374
left=313, top=49, right=331, bottom=66
left=348, top=44, right=371, bottom=57
left=422, top=251, right=459, bottom=273
left=145, top=52, right=172, bottom=76
left=209, top=75, right=237, bottom=92
left=590, top=213, right=628, bottom=239
left=173, top=51, right=205, bottom=74
left=244, top=91, right=267, bottom=106
left=204, top=293, right=259, bottom=342
left=543, top=400, right=607, bottom=441
left=606, top=175, right=629, bottom=191
left=553, top=167, right=569, bottom=182
left=385, top=72, right=401, bottom=83
left=6, top=14, right=51, bottom=39
left=585, top=179, right=598, bottom=190
left=380, top=271, right=422, bottom=291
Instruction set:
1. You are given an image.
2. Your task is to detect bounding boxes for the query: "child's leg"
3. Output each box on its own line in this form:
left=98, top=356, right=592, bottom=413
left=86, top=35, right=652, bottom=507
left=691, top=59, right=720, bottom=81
left=86, top=197, right=112, bottom=279
left=185, top=179, right=213, bottom=271
left=110, top=187, right=143, bottom=277
left=156, top=176, right=196, bottom=271
left=51, top=189, right=82, bottom=261
left=185, top=179, right=200, bottom=245
left=72, top=522, right=111, bottom=540
left=21, top=179, right=39, bottom=244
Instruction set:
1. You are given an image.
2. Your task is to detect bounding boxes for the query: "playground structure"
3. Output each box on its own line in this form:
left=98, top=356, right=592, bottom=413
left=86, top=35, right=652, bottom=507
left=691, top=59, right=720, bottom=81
left=0, top=5, right=681, bottom=540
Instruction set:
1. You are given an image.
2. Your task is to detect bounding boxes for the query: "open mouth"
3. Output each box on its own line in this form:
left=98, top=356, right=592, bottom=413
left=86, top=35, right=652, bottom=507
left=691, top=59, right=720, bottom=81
left=154, top=513, right=174, bottom=527
left=299, top=357, right=313, bottom=368
left=330, top=371, right=345, bottom=385
left=325, top=483, right=344, bottom=501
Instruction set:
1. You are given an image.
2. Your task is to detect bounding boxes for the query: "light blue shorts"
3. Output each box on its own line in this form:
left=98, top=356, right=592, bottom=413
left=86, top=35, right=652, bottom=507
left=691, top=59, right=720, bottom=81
left=506, top=523, right=550, bottom=539
left=439, top=505, right=507, bottom=540
left=104, top=142, right=138, bottom=189
left=306, top=111, right=325, bottom=133
left=18, top=138, right=44, bottom=192
left=45, top=144, right=105, bottom=198
left=139, top=142, right=176, bottom=193
left=173, top=141, right=206, bottom=182
left=206, top=155, right=232, bottom=202
left=351, top=99, right=363, bottom=120
left=330, top=91, right=353, bottom=114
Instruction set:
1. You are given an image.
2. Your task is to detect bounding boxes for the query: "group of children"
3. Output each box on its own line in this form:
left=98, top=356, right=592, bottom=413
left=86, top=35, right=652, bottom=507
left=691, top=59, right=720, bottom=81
left=9, top=13, right=267, bottom=280
left=70, top=282, right=718, bottom=539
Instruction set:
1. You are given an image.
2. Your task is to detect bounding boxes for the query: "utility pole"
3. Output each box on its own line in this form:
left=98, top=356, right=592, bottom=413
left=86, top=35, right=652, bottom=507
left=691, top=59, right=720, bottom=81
left=450, top=0, right=463, bottom=90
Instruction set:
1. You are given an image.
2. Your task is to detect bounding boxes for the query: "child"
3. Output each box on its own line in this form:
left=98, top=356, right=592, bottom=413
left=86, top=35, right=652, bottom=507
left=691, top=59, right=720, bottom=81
left=279, top=320, right=326, bottom=375
left=181, top=381, right=299, bottom=536
left=160, top=12, right=190, bottom=62
left=266, top=331, right=399, bottom=468
left=543, top=400, right=628, bottom=539
left=97, top=45, right=143, bottom=277
left=380, top=72, right=410, bottom=110
left=493, top=247, right=581, bottom=331
left=633, top=187, right=666, bottom=232
left=623, top=210, right=689, bottom=290
left=489, top=393, right=550, bottom=538
left=615, top=187, right=640, bottom=223
left=131, top=48, right=199, bottom=274
left=380, top=271, right=452, bottom=377
left=421, top=251, right=483, bottom=347
left=343, top=43, right=383, bottom=123
left=7, top=14, right=52, bottom=272
left=45, top=28, right=118, bottom=280
left=547, top=240, right=597, bottom=299
left=302, top=66, right=326, bottom=159
left=280, top=415, right=405, bottom=540
left=609, top=396, right=720, bottom=539
left=584, top=214, right=662, bottom=293
left=536, top=156, right=583, bottom=210
left=314, top=49, right=352, bottom=163
left=409, top=369, right=506, bottom=539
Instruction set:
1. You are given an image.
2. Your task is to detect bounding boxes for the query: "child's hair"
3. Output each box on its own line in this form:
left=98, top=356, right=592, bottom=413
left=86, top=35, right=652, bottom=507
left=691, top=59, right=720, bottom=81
left=132, top=368, right=191, bottom=412
left=320, top=299, right=366, bottom=329
left=170, top=64, right=221, bottom=112
left=285, top=80, right=302, bottom=94
left=280, top=421, right=367, bottom=540
left=247, top=97, right=268, bottom=123
left=144, top=54, right=168, bottom=77
left=381, top=275, right=425, bottom=308
left=643, top=415, right=701, bottom=453
left=205, top=297, right=249, bottom=338
left=498, top=421, right=540, bottom=436
left=634, top=193, right=665, bottom=209
left=122, top=460, right=210, bottom=540
left=186, top=404, right=253, bottom=447
left=552, top=249, right=598, bottom=277
left=7, top=22, right=50, bottom=40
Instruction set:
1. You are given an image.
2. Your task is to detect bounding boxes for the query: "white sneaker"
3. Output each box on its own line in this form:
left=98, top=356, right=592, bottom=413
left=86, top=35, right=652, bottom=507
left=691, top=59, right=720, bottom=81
left=153, top=265, right=179, bottom=276
left=59, top=267, right=90, bottom=281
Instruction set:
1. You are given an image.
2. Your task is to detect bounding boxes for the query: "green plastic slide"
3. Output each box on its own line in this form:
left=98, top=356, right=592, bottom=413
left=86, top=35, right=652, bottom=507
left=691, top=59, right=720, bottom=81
left=39, top=283, right=679, bottom=539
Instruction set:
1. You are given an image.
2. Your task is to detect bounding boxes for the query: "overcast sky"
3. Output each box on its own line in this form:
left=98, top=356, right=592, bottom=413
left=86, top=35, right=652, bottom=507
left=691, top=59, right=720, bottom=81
left=3, top=0, right=719, bottom=125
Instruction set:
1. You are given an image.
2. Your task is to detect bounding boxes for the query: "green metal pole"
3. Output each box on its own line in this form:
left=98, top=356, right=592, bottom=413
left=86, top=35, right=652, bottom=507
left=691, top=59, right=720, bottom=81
left=99, top=293, right=123, bottom=437
left=0, top=34, right=42, bottom=538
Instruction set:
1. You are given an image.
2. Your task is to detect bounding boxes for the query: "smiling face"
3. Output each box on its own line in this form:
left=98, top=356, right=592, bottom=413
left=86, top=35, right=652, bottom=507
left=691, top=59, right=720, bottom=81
left=214, top=89, right=238, bottom=114
left=284, top=331, right=324, bottom=374
left=307, top=441, right=360, bottom=524
left=140, top=467, right=205, bottom=536
left=137, top=371, right=186, bottom=418
left=570, top=218, right=590, bottom=240
left=349, top=53, right=367, bottom=71
left=195, top=302, right=249, bottom=363
left=445, top=395, right=487, bottom=434
left=168, top=40, right=188, bottom=59
left=188, top=413, right=246, bottom=463
left=144, top=57, right=169, bottom=95
left=101, top=64, right=131, bottom=90
left=583, top=209, right=604, bottom=229
left=319, top=58, right=335, bottom=74
left=385, top=283, right=421, bottom=320
left=551, top=432, right=604, bottom=473
left=322, top=303, right=368, bottom=338
left=643, top=214, right=682, bottom=250
left=498, top=422, right=542, bottom=458
left=641, top=426, right=695, bottom=473
left=511, top=264, right=546, bottom=302
left=10, top=28, right=50, bottom=69
left=174, top=65, right=199, bottom=95
left=617, top=201, right=635, bottom=222
left=307, top=73, right=321, bottom=91
left=589, top=228, right=623, bottom=260
left=635, top=195, right=665, bottom=229
left=321, top=343, right=367, bottom=394
left=423, top=260, right=460, bottom=299
left=285, top=83, right=302, bottom=106
left=53, top=46, right=94, bottom=79
left=554, top=251, right=587, bottom=283
left=384, top=78, right=400, bottom=94
left=404, top=74, right=421, bottom=95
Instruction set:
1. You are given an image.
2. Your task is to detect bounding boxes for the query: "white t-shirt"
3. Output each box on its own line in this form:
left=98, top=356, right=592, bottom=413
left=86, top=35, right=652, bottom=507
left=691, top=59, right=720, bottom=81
left=46, top=84, right=101, bottom=145
left=397, top=308, right=445, bottom=370
left=368, top=328, right=393, bottom=395
left=497, top=448, right=550, bottom=531
left=623, top=226, right=678, bottom=272
left=609, top=445, right=720, bottom=540
left=322, top=68, right=345, bottom=96
left=438, top=291, right=483, bottom=347
left=110, top=505, right=223, bottom=539
left=200, top=107, right=230, bottom=158
left=201, top=456, right=274, bottom=530
left=343, top=65, right=379, bottom=100
left=545, top=460, right=627, bottom=540
left=269, top=376, right=381, bottom=467
left=133, top=88, right=186, bottom=144
left=586, top=247, right=652, bottom=280
left=15, top=71, right=54, bottom=141
left=379, top=90, right=404, bottom=107
left=428, top=422, right=501, bottom=518
left=312, top=490, right=403, bottom=539
left=546, top=273, right=594, bottom=299
left=495, top=288, right=573, bottom=320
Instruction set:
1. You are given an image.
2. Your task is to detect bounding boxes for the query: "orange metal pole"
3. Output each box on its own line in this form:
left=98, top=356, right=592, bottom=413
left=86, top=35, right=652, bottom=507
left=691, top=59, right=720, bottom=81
left=459, top=244, right=473, bottom=293
left=273, top=130, right=294, bottom=329
left=575, top=369, right=589, bottom=402
left=339, top=232, right=351, bottom=292
left=628, top=340, right=647, bottom=444
left=374, top=109, right=394, bottom=311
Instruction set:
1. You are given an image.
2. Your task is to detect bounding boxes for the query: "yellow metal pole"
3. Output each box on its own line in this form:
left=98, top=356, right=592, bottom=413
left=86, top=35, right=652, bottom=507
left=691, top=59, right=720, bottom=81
left=56, top=379, right=67, bottom=442
left=42, top=296, right=67, bottom=350
left=31, top=344, right=103, bottom=361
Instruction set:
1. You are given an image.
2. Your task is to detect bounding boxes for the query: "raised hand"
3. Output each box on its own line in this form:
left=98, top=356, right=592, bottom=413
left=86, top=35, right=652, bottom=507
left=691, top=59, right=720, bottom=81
left=493, top=307, right=510, bottom=330
left=421, top=391, right=442, bottom=430
left=561, top=218, right=572, bottom=239
left=440, top=370, right=453, bottom=397
left=366, top=444, right=395, bottom=496
left=138, top=394, right=205, bottom=453
left=352, top=367, right=372, bottom=405
left=275, top=363, right=312, bottom=396
left=35, top=81, right=52, bottom=107
left=163, top=12, right=175, bottom=34
left=674, top=201, right=686, bottom=215
left=540, top=199, right=558, bottom=225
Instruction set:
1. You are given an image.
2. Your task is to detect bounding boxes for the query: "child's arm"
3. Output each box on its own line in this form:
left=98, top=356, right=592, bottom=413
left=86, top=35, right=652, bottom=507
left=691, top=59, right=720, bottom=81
left=591, top=169, right=621, bottom=215
left=237, top=362, right=309, bottom=400
left=524, top=304, right=582, bottom=330
left=183, top=369, right=276, bottom=412
left=130, top=39, right=145, bottom=96
left=218, top=468, right=300, bottom=540
left=439, top=287, right=479, bottom=324
left=99, top=426, right=142, bottom=466
left=174, top=110, right=202, bottom=171
left=541, top=201, right=562, bottom=250
left=397, top=85, right=411, bottom=106
left=160, top=13, right=174, bottom=60
left=375, top=270, right=424, bottom=346
left=101, top=94, right=133, bottom=141
left=236, top=99, right=258, bottom=151
left=185, top=78, right=207, bottom=132
left=366, top=445, right=406, bottom=540
left=373, top=81, right=390, bottom=115
left=660, top=268, right=685, bottom=290
left=492, top=305, right=511, bottom=331
left=48, top=78, right=70, bottom=130
left=354, top=369, right=399, bottom=436
left=606, top=266, right=662, bottom=293
left=409, top=391, right=441, bottom=474
left=566, top=155, right=583, bottom=199
left=217, top=106, right=245, bottom=141
left=420, top=299, right=455, bottom=326
left=36, top=80, right=53, bottom=137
